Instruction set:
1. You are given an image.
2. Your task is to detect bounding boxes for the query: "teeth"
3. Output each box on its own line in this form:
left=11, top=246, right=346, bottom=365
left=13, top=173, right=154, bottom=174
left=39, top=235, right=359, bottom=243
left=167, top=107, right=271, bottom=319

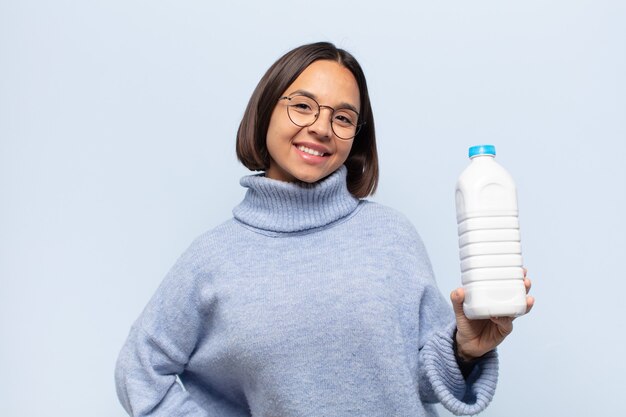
left=297, top=145, right=325, bottom=157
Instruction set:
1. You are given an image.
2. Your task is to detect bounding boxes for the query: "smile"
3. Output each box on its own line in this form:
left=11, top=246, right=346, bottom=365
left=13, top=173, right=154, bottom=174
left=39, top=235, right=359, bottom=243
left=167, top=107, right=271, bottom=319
left=296, top=145, right=328, bottom=157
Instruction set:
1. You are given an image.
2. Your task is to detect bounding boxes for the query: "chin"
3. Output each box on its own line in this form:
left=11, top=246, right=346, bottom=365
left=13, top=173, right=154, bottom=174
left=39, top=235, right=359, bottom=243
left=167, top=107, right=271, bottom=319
left=295, top=171, right=332, bottom=184
left=295, top=174, right=323, bottom=184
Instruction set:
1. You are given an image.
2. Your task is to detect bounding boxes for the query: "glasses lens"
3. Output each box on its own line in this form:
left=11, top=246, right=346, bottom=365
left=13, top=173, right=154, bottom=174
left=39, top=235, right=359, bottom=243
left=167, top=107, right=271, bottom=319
left=286, top=95, right=318, bottom=127
left=331, top=109, right=359, bottom=139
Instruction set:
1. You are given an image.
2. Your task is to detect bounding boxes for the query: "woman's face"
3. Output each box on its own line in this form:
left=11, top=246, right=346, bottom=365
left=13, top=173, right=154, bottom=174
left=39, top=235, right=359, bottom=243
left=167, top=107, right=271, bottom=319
left=265, top=60, right=360, bottom=183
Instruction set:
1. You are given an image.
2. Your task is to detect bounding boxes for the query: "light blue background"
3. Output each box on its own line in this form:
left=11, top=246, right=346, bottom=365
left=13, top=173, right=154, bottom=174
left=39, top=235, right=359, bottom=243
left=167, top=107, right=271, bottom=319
left=1, top=1, right=624, bottom=416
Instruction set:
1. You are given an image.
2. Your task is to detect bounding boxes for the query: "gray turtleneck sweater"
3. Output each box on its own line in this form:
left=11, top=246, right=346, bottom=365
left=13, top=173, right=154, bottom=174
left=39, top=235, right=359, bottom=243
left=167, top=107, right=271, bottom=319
left=115, top=166, right=499, bottom=417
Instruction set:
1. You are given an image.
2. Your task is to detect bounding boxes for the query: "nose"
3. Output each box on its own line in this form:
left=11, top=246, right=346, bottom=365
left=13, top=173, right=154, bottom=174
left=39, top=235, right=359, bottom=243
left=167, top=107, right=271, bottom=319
left=307, top=106, right=334, bottom=139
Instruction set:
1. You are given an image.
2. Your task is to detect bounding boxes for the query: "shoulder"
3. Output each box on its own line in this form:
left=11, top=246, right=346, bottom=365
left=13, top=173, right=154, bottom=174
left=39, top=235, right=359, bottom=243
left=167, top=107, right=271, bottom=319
left=182, top=219, right=240, bottom=262
left=358, top=200, right=413, bottom=225
left=191, top=218, right=239, bottom=247
left=146, top=219, right=239, bottom=303
left=155, top=219, right=239, bottom=282
left=354, top=201, right=436, bottom=283
left=357, top=200, right=422, bottom=236
left=354, top=200, right=430, bottom=255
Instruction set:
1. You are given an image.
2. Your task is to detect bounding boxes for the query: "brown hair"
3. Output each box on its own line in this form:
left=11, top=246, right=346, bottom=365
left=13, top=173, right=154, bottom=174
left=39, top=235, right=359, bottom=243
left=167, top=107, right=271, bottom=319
left=236, top=42, right=378, bottom=198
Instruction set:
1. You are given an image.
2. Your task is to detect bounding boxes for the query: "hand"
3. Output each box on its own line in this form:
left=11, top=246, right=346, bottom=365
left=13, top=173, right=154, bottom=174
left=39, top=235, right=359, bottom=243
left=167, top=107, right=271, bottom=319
left=450, top=269, right=534, bottom=361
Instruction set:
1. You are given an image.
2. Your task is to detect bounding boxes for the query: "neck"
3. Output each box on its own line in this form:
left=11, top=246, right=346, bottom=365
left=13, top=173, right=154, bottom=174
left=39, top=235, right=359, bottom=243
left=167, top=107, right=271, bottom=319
left=233, top=166, right=360, bottom=234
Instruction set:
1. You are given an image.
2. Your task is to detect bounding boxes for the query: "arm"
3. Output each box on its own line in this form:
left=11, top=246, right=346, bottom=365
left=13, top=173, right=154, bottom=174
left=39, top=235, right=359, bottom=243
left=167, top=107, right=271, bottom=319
left=115, top=242, right=213, bottom=417
left=417, top=270, right=534, bottom=415
left=416, top=283, right=500, bottom=416
left=394, top=220, right=500, bottom=415
left=115, top=325, right=209, bottom=416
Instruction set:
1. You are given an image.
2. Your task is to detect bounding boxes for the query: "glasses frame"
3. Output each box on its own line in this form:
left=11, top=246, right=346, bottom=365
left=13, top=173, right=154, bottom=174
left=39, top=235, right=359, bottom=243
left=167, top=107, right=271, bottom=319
left=279, top=94, right=364, bottom=140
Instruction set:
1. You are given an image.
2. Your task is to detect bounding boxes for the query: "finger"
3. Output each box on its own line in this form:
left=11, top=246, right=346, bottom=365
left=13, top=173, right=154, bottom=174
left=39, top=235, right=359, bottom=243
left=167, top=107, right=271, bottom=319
left=450, top=288, right=466, bottom=319
left=490, top=316, right=514, bottom=335
left=489, top=316, right=510, bottom=325
left=525, top=295, right=535, bottom=314
left=523, top=267, right=527, bottom=278
left=524, top=277, right=532, bottom=294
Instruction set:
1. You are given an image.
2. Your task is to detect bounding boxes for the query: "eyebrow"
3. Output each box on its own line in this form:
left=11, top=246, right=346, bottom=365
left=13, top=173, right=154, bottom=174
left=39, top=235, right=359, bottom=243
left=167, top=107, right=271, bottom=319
left=288, top=89, right=360, bottom=114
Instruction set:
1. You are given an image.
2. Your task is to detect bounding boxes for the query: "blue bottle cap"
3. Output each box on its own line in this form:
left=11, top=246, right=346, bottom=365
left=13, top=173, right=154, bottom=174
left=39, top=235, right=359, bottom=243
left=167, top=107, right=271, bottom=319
left=469, top=144, right=496, bottom=158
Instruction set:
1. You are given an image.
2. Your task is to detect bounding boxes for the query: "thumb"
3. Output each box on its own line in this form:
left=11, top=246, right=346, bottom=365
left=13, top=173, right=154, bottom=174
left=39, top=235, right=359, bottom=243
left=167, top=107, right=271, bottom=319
left=450, top=288, right=466, bottom=319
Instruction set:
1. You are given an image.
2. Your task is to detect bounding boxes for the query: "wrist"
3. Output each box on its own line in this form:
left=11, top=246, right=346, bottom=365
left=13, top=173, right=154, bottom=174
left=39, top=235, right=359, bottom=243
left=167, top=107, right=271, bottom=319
left=453, top=329, right=479, bottom=379
left=453, top=329, right=478, bottom=363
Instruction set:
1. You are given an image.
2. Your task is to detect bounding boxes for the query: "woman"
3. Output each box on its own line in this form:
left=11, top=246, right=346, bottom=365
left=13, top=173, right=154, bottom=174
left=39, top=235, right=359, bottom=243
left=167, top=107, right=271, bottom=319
left=115, top=42, right=533, bottom=417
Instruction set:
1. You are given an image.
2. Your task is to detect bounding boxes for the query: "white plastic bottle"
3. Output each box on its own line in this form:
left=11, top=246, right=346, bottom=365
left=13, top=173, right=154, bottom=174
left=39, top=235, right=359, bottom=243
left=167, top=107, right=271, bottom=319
left=455, top=145, right=527, bottom=319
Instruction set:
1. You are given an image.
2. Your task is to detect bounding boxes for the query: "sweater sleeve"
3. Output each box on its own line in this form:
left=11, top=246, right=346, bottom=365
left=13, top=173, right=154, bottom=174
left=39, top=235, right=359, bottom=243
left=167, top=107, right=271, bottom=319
left=115, top=240, right=213, bottom=417
left=419, top=321, right=499, bottom=415
left=414, top=255, right=499, bottom=416
left=391, top=213, right=499, bottom=415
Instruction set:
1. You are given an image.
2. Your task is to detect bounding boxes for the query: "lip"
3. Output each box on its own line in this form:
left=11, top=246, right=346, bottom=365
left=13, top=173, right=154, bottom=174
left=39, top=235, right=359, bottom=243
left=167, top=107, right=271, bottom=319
left=292, top=141, right=332, bottom=157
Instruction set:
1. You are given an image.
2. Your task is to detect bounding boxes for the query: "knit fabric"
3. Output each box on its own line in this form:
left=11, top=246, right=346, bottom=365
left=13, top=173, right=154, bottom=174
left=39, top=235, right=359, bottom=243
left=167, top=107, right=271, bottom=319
left=115, top=166, right=499, bottom=417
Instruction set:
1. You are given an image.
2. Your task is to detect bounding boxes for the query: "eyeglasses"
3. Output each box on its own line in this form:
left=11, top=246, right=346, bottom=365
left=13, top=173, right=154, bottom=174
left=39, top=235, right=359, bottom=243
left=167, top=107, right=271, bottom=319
left=279, top=94, right=364, bottom=140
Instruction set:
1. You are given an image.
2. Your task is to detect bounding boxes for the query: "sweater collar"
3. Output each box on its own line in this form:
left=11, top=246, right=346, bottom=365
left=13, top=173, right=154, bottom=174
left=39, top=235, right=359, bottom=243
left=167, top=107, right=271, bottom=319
left=233, top=166, right=359, bottom=234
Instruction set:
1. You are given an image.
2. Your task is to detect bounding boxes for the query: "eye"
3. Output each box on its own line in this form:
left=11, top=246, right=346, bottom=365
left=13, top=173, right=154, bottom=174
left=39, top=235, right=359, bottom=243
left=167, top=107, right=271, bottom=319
left=333, top=110, right=357, bottom=127
left=292, top=103, right=313, bottom=111
left=288, top=96, right=317, bottom=114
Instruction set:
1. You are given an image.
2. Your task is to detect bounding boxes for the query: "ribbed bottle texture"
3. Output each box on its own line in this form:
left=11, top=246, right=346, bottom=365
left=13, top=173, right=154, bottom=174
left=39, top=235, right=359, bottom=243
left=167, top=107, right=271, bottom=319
left=455, top=145, right=527, bottom=319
